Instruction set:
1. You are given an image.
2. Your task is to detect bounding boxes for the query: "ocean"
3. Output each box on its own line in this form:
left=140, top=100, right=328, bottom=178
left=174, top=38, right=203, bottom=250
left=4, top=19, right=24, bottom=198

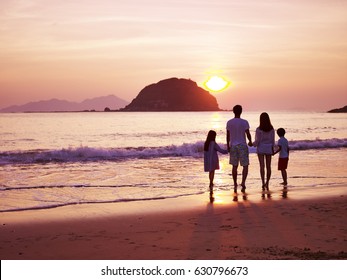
left=0, top=111, right=346, bottom=213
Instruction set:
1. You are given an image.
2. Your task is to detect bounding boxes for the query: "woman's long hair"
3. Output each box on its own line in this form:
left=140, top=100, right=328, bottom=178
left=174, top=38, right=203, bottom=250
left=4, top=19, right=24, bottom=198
left=259, top=112, right=273, bottom=132
left=204, top=130, right=216, bottom=151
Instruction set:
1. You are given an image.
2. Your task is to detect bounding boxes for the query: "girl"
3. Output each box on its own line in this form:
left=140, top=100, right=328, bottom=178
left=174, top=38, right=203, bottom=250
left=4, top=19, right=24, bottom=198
left=253, top=112, right=275, bottom=191
left=204, top=130, right=228, bottom=192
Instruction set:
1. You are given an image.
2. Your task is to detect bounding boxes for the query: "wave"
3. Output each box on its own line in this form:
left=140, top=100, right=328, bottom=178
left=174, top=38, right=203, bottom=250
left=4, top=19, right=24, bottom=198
left=0, top=191, right=205, bottom=213
left=0, top=138, right=346, bottom=165
left=289, top=138, right=347, bottom=150
left=0, top=183, right=147, bottom=191
left=0, top=142, right=205, bottom=164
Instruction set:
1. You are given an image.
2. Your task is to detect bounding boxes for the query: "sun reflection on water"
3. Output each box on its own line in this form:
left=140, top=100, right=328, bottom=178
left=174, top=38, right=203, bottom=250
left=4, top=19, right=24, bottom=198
left=210, top=112, right=222, bottom=130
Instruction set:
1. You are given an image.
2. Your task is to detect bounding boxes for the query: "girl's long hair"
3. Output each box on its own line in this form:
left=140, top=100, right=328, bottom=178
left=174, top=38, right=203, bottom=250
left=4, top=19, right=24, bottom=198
left=204, top=130, right=216, bottom=151
left=259, top=112, right=273, bottom=132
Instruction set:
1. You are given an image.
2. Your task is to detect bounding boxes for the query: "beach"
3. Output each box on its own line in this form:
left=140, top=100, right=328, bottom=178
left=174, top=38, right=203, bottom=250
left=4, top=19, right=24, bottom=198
left=1, top=189, right=346, bottom=260
left=0, top=111, right=346, bottom=260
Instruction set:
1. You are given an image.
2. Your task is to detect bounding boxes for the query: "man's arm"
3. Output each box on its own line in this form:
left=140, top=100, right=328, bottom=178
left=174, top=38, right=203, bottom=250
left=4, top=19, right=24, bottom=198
left=246, top=129, right=252, bottom=147
left=226, top=129, right=230, bottom=152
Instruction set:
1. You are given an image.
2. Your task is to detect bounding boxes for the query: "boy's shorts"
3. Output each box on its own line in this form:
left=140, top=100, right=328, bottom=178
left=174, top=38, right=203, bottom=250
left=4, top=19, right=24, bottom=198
left=278, top=157, right=289, bottom=170
left=230, top=144, right=249, bottom=166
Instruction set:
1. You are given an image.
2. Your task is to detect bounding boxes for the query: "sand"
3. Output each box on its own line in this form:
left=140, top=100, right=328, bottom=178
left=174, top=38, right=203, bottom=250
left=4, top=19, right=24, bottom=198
left=0, top=190, right=346, bottom=260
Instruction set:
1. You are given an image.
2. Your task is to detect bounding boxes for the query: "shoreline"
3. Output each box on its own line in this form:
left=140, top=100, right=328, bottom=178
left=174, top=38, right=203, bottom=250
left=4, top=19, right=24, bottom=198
left=0, top=189, right=346, bottom=260
left=1, top=182, right=346, bottom=216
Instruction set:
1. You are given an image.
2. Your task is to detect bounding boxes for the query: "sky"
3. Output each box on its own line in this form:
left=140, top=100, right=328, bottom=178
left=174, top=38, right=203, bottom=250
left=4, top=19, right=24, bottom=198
left=0, top=0, right=346, bottom=111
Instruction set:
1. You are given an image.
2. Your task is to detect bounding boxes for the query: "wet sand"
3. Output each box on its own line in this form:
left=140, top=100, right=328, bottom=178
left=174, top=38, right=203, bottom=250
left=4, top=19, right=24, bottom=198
left=0, top=190, right=346, bottom=260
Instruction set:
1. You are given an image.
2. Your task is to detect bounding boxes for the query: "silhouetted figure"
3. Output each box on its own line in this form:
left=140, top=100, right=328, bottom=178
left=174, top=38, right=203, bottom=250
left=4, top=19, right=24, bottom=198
left=273, top=128, right=290, bottom=186
left=226, top=105, right=253, bottom=193
left=253, top=112, right=275, bottom=191
left=204, top=130, right=228, bottom=193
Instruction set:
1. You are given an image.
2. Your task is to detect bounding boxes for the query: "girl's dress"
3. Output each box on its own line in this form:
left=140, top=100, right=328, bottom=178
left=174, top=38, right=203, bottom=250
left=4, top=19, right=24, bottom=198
left=253, top=128, right=275, bottom=155
left=204, top=141, right=228, bottom=172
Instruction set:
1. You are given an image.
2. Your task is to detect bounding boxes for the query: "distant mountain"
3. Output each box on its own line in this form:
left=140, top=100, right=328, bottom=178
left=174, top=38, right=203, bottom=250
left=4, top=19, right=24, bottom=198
left=328, top=105, right=347, bottom=113
left=0, top=95, right=129, bottom=112
left=122, top=77, right=220, bottom=111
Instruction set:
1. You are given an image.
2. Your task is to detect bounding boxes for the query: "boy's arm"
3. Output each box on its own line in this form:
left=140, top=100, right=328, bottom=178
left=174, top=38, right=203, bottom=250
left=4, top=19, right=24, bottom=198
left=273, top=145, right=282, bottom=155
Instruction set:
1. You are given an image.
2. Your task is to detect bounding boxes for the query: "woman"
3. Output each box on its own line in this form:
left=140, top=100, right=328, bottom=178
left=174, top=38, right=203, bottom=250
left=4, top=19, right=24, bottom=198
left=253, top=112, right=275, bottom=191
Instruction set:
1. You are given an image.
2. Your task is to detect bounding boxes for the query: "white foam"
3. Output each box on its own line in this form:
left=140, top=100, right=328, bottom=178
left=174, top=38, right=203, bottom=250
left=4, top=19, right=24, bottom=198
left=0, top=138, right=346, bottom=164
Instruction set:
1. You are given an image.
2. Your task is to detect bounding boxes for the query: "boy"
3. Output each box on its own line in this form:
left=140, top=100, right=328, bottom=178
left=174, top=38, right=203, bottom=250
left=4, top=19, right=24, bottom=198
left=273, top=128, right=289, bottom=186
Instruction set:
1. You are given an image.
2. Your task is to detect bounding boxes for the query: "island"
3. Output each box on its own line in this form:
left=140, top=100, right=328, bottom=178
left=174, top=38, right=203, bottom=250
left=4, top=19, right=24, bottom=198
left=328, top=105, right=347, bottom=113
left=0, top=95, right=129, bottom=113
left=121, top=77, right=220, bottom=111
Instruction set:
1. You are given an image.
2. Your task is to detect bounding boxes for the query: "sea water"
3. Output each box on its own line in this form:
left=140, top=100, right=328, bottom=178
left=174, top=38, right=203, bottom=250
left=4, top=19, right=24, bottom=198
left=0, top=111, right=346, bottom=212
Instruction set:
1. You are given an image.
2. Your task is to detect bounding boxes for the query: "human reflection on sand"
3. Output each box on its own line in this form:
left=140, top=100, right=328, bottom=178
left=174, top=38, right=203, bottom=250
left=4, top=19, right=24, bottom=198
left=209, top=190, right=248, bottom=204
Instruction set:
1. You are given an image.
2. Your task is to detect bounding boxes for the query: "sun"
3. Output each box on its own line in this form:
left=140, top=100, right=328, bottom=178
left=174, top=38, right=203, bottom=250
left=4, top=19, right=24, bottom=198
left=203, top=75, right=230, bottom=92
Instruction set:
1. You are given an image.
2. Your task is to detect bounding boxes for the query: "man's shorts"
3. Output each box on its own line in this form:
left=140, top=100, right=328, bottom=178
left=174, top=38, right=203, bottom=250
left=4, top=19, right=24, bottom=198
left=278, top=157, right=289, bottom=170
left=230, top=143, right=249, bottom=166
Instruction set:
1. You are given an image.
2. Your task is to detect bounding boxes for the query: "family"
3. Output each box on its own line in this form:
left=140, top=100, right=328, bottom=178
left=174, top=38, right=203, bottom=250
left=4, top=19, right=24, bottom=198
left=204, top=105, right=289, bottom=194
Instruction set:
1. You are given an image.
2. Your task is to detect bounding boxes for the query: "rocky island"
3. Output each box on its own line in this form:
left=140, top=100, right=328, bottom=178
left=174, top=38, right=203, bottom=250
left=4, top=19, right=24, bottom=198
left=328, top=105, right=347, bottom=113
left=121, top=78, right=220, bottom=111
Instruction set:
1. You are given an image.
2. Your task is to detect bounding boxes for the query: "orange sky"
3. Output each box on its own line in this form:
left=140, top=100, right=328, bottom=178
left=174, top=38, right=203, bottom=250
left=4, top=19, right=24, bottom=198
left=0, top=0, right=346, bottom=111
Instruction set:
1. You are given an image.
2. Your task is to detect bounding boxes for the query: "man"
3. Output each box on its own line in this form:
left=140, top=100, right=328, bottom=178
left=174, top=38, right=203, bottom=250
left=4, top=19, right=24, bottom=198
left=226, top=105, right=252, bottom=192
